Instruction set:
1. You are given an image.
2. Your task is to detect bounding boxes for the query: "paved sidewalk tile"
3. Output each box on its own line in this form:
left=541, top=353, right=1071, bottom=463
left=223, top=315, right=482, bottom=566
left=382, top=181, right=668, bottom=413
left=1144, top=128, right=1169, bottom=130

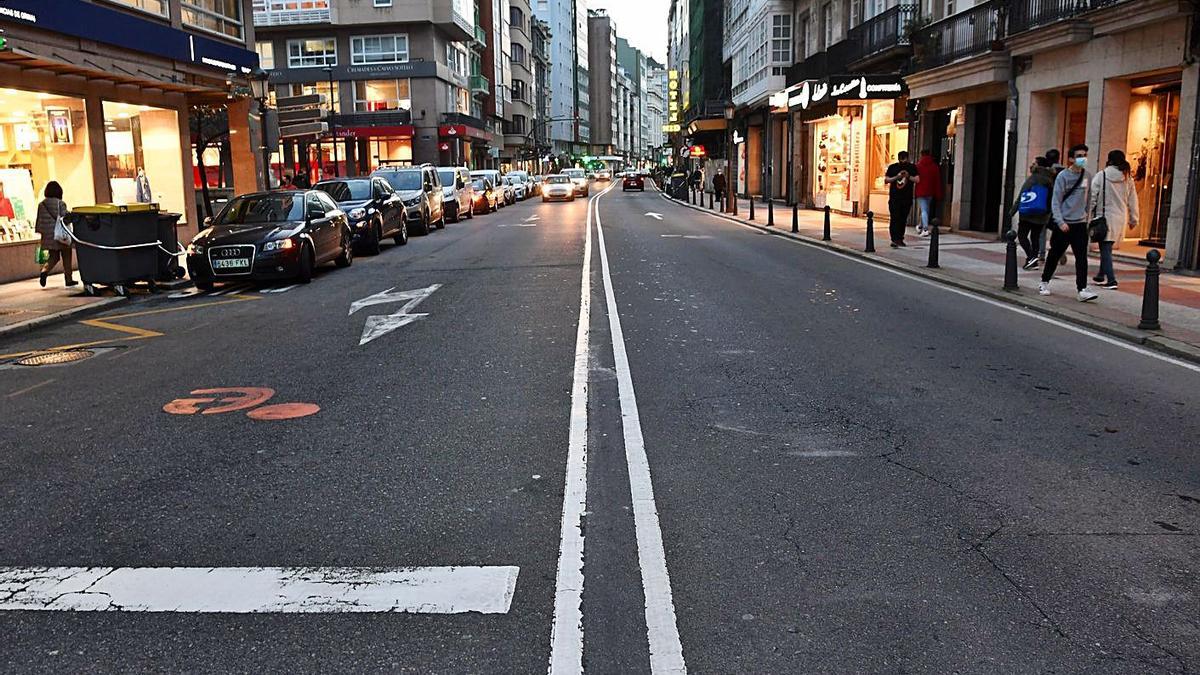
left=687, top=193, right=1200, bottom=356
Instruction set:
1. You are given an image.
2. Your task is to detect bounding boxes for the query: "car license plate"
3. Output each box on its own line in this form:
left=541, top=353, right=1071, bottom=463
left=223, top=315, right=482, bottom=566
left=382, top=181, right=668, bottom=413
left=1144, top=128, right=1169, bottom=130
left=212, top=258, right=249, bottom=269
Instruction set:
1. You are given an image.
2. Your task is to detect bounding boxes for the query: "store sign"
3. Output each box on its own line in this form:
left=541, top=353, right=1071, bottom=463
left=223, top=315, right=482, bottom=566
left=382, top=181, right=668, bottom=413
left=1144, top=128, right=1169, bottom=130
left=688, top=145, right=707, bottom=158
left=0, top=0, right=258, bottom=72
left=662, top=123, right=680, bottom=133
left=787, top=75, right=907, bottom=110
left=666, top=69, right=681, bottom=131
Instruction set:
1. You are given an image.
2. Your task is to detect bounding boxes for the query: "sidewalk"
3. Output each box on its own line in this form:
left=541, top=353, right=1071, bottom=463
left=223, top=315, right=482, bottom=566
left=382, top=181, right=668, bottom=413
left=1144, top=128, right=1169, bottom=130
left=0, top=277, right=125, bottom=337
left=676, top=192, right=1200, bottom=363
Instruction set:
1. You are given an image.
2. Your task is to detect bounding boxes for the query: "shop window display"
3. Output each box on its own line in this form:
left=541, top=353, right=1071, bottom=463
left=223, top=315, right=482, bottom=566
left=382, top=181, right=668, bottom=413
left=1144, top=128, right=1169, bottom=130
left=103, top=101, right=186, bottom=220
left=0, top=89, right=95, bottom=245
left=1126, top=86, right=1180, bottom=248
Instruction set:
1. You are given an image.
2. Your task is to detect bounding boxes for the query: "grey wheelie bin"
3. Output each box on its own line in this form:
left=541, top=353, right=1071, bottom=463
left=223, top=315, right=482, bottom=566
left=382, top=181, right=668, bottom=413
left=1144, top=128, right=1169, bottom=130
left=68, top=204, right=160, bottom=296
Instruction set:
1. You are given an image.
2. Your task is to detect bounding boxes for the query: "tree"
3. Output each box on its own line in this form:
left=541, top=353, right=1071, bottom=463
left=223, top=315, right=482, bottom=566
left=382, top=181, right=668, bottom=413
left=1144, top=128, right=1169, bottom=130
left=189, top=105, right=230, bottom=220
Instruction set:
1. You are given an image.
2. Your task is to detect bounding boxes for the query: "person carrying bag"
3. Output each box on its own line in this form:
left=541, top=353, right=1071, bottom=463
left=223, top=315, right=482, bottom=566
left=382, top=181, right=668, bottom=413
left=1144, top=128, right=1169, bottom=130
left=35, top=181, right=76, bottom=288
left=1088, top=150, right=1140, bottom=290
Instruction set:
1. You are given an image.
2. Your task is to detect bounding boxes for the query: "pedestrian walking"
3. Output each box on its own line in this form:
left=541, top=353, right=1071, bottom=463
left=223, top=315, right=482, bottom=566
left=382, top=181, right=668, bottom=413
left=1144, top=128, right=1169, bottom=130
left=1008, top=156, right=1055, bottom=270
left=36, top=181, right=75, bottom=288
left=689, top=167, right=702, bottom=192
left=1088, top=149, right=1140, bottom=290
left=712, top=169, right=727, bottom=207
left=1041, top=148, right=1067, bottom=264
left=913, top=150, right=942, bottom=237
left=1039, top=144, right=1097, bottom=302
left=883, top=151, right=920, bottom=247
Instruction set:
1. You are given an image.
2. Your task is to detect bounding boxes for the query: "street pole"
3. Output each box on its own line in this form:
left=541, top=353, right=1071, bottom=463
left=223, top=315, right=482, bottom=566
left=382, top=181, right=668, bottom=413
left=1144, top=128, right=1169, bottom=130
left=258, top=98, right=271, bottom=189
left=325, top=67, right=339, bottom=177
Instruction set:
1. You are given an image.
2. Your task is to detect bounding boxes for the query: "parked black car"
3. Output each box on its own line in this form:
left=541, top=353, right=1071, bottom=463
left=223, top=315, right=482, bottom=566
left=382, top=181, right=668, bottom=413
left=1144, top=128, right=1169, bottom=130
left=186, top=190, right=352, bottom=290
left=314, top=176, right=407, bottom=254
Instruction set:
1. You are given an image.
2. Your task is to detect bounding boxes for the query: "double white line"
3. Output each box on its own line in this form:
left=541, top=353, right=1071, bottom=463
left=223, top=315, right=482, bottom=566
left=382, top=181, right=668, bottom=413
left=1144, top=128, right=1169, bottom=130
left=548, top=185, right=687, bottom=674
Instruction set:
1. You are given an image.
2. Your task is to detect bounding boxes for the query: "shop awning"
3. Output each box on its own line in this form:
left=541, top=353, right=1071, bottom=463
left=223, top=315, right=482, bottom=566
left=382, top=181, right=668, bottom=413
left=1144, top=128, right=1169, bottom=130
left=0, top=48, right=232, bottom=97
left=685, top=118, right=728, bottom=135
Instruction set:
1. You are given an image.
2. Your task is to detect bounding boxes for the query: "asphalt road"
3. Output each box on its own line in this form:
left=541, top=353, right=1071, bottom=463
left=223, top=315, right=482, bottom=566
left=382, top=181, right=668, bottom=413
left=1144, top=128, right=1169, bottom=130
left=0, top=181, right=1197, bottom=674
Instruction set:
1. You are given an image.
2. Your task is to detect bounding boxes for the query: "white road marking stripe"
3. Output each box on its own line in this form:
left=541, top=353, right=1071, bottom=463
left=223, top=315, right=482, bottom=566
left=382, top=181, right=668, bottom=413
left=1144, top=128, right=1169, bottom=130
left=690, top=205, right=1200, bottom=376
left=594, top=188, right=688, bottom=673
left=0, top=566, right=518, bottom=614
left=212, top=285, right=248, bottom=296
left=261, top=284, right=299, bottom=294
left=547, top=182, right=605, bottom=675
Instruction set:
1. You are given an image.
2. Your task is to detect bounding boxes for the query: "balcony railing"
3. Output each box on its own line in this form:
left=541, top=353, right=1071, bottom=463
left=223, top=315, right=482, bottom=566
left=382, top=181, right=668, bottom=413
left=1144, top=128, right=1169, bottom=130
left=1008, top=0, right=1136, bottom=35
left=252, top=0, right=331, bottom=26
left=334, top=110, right=412, bottom=127
left=786, top=38, right=857, bottom=85
left=442, top=112, right=489, bottom=130
left=847, top=4, right=918, bottom=63
left=469, top=74, right=490, bottom=94
left=914, top=0, right=1003, bottom=69
left=474, top=24, right=489, bottom=46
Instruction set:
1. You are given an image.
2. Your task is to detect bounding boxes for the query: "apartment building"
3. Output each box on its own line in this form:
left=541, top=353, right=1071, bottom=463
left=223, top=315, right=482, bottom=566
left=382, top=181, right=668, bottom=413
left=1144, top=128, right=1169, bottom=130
left=252, top=0, right=488, bottom=173
left=534, top=0, right=590, bottom=156
left=588, top=9, right=618, bottom=155
left=670, top=0, right=727, bottom=177
left=502, top=0, right=536, bottom=169
left=646, top=60, right=669, bottom=162
left=532, top=18, right=554, bottom=163
left=0, top=0, right=260, bottom=282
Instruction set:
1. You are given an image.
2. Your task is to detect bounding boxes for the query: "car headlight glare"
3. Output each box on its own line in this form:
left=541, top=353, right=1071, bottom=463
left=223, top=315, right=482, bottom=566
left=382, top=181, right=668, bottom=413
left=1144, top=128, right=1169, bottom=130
left=187, top=243, right=204, bottom=255
left=403, top=197, right=421, bottom=207
left=263, top=238, right=296, bottom=252
left=349, top=207, right=367, bottom=220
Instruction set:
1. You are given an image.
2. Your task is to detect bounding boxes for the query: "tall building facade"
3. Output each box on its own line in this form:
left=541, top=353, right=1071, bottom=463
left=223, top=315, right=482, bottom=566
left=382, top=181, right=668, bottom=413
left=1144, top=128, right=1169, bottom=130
left=534, top=0, right=589, bottom=156
left=0, top=0, right=261, bottom=283
left=503, top=0, right=536, bottom=169
left=531, top=18, right=554, bottom=164
left=646, top=60, right=669, bottom=163
left=253, top=0, right=484, bottom=172
left=587, top=9, right=618, bottom=155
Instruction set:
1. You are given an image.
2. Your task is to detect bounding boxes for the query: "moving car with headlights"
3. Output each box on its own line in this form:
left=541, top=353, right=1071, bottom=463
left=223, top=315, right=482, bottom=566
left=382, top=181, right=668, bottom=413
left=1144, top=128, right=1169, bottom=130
left=187, top=191, right=352, bottom=290
left=471, top=176, right=500, bottom=214
left=505, top=175, right=528, bottom=201
left=314, top=176, right=406, bottom=255
left=437, top=166, right=475, bottom=222
left=596, top=169, right=612, bottom=182
left=562, top=168, right=589, bottom=197
left=622, top=173, right=645, bottom=192
left=541, top=174, right=575, bottom=202
left=371, top=164, right=444, bottom=235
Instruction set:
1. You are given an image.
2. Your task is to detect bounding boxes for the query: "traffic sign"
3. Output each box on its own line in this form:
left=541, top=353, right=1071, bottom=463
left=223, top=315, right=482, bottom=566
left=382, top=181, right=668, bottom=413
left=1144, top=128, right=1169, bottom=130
left=279, top=121, right=329, bottom=138
left=276, top=94, right=326, bottom=110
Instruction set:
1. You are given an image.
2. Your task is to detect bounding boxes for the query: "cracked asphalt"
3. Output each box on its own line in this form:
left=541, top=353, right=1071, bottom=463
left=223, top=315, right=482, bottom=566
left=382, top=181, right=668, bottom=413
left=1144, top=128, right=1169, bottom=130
left=0, top=182, right=1197, bottom=673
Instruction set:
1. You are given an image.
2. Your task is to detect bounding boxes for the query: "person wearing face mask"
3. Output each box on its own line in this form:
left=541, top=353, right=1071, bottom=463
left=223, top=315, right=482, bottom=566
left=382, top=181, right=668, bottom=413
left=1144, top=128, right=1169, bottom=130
left=1040, top=144, right=1097, bottom=302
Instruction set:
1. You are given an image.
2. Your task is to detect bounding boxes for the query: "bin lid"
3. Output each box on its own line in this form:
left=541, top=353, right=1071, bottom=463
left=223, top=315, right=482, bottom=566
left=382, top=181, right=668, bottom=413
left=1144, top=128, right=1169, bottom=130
left=74, top=203, right=160, bottom=214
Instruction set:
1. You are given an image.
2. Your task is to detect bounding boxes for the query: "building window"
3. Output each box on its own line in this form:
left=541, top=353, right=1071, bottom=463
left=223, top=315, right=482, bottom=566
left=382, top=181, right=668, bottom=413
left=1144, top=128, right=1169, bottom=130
left=350, top=34, right=409, bottom=65
left=512, top=79, right=528, bottom=101
left=796, top=14, right=810, bottom=60
left=287, top=81, right=340, bottom=112
left=288, top=38, right=337, bottom=68
left=181, top=0, right=244, bottom=40
left=772, top=14, right=792, bottom=63
left=507, top=114, right=527, bottom=135
left=354, top=79, right=411, bottom=112
left=510, top=6, right=525, bottom=30
left=105, top=0, right=168, bottom=16
left=512, top=43, right=527, bottom=68
left=374, top=0, right=392, bottom=6
left=446, top=85, right=470, bottom=114
left=447, top=44, right=467, bottom=77
left=820, top=2, right=833, bottom=50
left=256, top=42, right=275, bottom=70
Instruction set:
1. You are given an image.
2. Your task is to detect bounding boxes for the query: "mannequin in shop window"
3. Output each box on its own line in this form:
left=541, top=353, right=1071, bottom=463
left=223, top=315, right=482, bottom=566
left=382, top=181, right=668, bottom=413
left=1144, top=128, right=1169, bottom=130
left=135, top=168, right=152, bottom=204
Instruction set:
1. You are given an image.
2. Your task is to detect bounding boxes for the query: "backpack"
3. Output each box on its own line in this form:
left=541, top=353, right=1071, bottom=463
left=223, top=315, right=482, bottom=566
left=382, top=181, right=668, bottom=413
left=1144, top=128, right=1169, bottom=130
left=1018, top=183, right=1050, bottom=216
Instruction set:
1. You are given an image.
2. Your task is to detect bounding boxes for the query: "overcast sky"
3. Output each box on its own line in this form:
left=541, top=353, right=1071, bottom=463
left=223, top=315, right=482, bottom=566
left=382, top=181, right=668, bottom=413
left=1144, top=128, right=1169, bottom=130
left=588, top=0, right=670, bottom=64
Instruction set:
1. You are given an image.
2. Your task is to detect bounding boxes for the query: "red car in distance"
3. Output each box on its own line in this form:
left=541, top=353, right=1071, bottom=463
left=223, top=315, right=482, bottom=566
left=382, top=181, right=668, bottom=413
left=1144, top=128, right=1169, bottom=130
left=622, top=173, right=645, bottom=192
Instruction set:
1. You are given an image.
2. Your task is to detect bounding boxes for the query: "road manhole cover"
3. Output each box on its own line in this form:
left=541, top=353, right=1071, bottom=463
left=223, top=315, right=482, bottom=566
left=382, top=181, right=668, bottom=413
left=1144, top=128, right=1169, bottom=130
left=15, top=350, right=96, bottom=366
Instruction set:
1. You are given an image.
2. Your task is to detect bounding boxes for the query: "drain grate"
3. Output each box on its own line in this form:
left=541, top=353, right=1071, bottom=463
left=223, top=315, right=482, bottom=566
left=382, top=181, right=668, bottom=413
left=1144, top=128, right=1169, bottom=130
left=15, top=349, right=96, bottom=366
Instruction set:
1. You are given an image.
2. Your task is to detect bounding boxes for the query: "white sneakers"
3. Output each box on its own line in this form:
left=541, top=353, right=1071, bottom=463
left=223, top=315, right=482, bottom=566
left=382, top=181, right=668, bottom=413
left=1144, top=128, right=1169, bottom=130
left=1038, top=282, right=1099, bottom=302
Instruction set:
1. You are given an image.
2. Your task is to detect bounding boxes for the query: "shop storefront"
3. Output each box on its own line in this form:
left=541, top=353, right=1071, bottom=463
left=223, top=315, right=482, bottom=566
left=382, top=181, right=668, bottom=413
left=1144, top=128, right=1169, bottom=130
left=0, top=0, right=260, bottom=283
left=788, top=76, right=908, bottom=218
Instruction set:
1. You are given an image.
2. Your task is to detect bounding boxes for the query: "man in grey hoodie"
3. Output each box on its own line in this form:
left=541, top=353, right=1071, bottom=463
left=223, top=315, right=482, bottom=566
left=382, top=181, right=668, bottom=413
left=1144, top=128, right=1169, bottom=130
left=1040, top=144, right=1098, bottom=302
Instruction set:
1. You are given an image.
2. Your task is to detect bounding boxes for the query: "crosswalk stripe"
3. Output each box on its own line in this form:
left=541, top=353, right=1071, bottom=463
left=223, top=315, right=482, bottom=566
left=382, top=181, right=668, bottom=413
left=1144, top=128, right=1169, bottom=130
left=0, top=566, right=519, bottom=614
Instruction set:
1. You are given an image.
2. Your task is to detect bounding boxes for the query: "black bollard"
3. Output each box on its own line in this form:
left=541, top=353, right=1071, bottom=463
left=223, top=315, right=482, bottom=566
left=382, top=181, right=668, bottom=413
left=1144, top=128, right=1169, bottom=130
left=767, top=199, right=775, bottom=227
left=865, top=211, right=875, bottom=252
left=732, top=194, right=738, bottom=216
left=927, top=219, right=940, bottom=269
left=823, top=205, right=831, bottom=241
left=691, top=187, right=696, bottom=205
left=1003, top=230, right=1019, bottom=290
left=791, top=202, right=799, bottom=233
left=1138, top=249, right=1162, bottom=330
left=749, top=196, right=755, bottom=221
left=709, top=191, right=714, bottom=210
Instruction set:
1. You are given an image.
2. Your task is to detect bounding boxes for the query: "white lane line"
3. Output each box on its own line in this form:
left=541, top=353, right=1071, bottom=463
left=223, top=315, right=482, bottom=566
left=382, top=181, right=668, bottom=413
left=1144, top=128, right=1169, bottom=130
left=261, top=284, right=299, bottom=294
left=594, top=188, right=688, bottom=674
left=0, top=566, right=519, bottom=614
left=547, top=182, right=605, bottom=675
left=688, top=205, right=1200, bottom=376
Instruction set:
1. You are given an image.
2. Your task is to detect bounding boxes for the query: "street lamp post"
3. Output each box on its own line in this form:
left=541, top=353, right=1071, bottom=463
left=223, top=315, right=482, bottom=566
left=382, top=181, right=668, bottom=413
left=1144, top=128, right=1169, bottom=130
left=250, top=67, right=272, bottom=190
left=323, top=66, right=339, bottom=176
left=724, top=102, right=735, bottom=213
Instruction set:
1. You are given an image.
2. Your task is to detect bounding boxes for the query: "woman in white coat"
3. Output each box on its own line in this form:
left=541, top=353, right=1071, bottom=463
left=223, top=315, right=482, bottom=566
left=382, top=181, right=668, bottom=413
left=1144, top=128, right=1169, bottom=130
left=1089, top=150, right=1139, bottom=290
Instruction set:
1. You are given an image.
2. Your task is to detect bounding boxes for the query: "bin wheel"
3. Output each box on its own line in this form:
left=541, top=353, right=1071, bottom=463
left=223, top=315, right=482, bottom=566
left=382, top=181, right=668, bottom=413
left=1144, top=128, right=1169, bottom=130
left=84, top=284, right=97, bottom=297
left=174, top=267, right=185, bottom=280
left=114, top=284, right=128, bottom=297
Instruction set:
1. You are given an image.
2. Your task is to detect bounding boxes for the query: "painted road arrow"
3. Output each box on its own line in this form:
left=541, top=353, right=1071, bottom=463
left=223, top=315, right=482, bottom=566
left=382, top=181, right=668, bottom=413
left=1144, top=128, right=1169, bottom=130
left=524, top=214, right=540, bottom=221
left=645, top=212, right=664, bottom=220
left=349, top=284, right=441, bottom=346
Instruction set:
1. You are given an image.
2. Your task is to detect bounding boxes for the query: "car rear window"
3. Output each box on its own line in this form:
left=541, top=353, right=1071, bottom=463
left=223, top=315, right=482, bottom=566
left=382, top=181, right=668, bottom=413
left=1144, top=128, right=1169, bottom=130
left=315, top=180, right=372, bottom=201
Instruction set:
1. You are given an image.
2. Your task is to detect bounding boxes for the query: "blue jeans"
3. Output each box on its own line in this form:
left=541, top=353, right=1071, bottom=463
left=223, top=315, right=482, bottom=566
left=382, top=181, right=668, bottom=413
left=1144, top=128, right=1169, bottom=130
left=1098, top=241, right=1116, bottom=284
left=915, top=197, right=932, bottom=231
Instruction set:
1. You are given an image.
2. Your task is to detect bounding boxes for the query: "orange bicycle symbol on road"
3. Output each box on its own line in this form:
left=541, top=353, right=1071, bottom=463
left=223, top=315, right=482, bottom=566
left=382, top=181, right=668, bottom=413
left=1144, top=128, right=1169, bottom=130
left=163, top=387, right=320, bottom=420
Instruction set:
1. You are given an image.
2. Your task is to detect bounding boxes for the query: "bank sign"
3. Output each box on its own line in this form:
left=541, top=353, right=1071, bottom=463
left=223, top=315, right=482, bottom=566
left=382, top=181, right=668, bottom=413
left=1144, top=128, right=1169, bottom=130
left=786, top=75, right=906, bottom=110
left=0, top=0, right=258, bottom=72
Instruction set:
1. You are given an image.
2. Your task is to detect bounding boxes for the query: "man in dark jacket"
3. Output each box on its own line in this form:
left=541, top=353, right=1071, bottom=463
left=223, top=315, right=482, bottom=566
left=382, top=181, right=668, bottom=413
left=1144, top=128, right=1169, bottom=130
left=712, top=169, right=727, bottom=208
left=883, top=151, right=920, bottom=247
left=1009, top=156, right=1055, bottom=269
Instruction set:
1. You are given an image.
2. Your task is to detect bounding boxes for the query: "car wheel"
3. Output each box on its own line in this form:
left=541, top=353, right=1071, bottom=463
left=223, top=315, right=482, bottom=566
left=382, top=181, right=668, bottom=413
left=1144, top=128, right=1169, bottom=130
left=466, top=203, right=474, bottom=219
left=436, top=213, right=446, bottom=230
left=195, top=279, right=214, bottom=291
left=542, top=196, right=548, bottom=202
left=297, top=244, right=314, bottom=284
left=414, top=212, right=430, bottom=236
left=490, top=200, right=498, bottom=213
left=335, top=234, right=353, bottom=268
left=365, top=221, right=383, bottom=256
left=394, top=220, right=409, bottom=246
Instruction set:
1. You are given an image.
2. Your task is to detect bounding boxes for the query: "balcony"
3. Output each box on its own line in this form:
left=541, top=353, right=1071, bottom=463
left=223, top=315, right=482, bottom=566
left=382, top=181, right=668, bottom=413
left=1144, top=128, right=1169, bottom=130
left=786, top=39, right=857, bottom=85
left=443, top=112, right=489, bottom=131
left=847, top=4, right=918, bottom=67
left=474, top=24, right=489, bottom=47
left=1008, top=0, right=1085, bottom=35
left=913, top=0, right=1003, bottom=70
left=469, top=74, right=490, bottom=94
left=252, top=0, right=331, bottom=27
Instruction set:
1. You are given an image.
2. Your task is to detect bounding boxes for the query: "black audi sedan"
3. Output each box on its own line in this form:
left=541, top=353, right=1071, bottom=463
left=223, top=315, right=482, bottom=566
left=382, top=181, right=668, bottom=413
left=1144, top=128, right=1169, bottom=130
left=314, top=176, right=407, bottom=254
left=186, top=190, right=352, bottom=290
